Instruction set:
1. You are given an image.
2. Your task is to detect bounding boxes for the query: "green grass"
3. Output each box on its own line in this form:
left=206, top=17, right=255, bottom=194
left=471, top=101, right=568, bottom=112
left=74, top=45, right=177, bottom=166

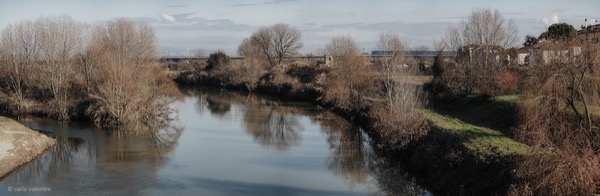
left=432, top=94, right=519, bottom=134
left=420, top=108, right=528, bottom=159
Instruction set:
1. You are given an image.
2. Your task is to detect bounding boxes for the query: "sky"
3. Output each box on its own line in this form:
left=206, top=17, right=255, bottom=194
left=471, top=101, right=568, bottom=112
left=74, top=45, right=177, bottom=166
left=1, top=0, right=599, bottom=56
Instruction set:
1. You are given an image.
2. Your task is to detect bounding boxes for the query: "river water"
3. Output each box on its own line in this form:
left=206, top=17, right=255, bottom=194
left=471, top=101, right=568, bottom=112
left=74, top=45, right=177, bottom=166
left=0, top=88, right=429, bottom=195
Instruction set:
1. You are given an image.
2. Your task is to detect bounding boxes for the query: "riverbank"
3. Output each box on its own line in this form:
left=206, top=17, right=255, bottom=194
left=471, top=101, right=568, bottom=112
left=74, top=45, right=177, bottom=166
left=174, top=69, right=528, bottom=195
left=0, top=116, right=55, bottom=179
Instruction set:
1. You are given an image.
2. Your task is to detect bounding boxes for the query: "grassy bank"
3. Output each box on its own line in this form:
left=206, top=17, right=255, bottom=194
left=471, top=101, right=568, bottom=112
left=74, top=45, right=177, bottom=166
left=429, top=95, right=519, bottom=134
left=391, top=95, right=526, bottom=195
left=421, top=109, right=527, bottom=157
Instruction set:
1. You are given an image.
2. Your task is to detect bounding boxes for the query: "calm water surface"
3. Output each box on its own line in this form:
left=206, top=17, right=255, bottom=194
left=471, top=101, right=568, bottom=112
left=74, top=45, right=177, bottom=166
left=0, top=88, right=429, bottom=195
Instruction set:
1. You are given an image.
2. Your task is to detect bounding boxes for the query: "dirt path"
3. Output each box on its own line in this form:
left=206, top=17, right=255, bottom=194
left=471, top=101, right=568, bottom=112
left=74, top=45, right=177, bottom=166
left=0, top=116, right=55, bottom=178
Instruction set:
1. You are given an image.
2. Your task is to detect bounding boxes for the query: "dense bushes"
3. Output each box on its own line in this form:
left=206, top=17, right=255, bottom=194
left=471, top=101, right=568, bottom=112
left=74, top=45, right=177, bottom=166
left=206, top=51, right=229, bottom=70
left=0, top=16, right=179, bottom=127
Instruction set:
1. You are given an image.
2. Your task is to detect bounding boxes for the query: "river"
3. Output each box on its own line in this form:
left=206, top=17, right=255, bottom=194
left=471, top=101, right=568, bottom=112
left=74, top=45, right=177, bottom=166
left=0, top=87, right=430, bottom=195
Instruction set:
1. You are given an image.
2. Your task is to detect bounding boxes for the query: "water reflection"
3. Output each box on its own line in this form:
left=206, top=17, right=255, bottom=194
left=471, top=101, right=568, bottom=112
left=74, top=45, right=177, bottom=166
left=187, top=87, right=429, bottom=195
left=1, top=120, right=183, bottom=195
left=319, top=114, right=372, bottom=188
left=197, top=93, right=232, bottom=118
left=2, top=87, right=428, bottom=195
left=317, top=114, right=428, bottom=195
left=243, top=105, right=303, bottom=151
left=188, top=88, right=304, bottom=151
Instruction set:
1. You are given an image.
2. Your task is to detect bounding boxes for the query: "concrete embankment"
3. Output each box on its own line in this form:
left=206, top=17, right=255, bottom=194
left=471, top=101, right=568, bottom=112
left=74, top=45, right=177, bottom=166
left=0, top=116, right=55, bottom=178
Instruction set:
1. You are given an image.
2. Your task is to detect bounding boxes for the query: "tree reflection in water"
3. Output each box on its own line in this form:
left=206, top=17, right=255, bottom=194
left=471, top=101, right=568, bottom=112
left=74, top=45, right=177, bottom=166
left=189, top=87, right=304, bottom=152
left=186, top=87, right=428, bottom=195
left=319, top=113, right=373, bottom=189
left=316, top=113, right=428, bottom=195
left=243, top=105, right=303, bottom=152
left=4, top=119, right=183, bottom=193
left=104, top=123, right=184, bottom=163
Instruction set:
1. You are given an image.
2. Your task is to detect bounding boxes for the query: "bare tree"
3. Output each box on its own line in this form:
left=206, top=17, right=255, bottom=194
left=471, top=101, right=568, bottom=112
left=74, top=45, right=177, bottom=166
left=323, top=36, right=360, bottom=56
left=78, top=28, right=102, bottom=93
left=86, top=18, right=178, bottom=127
left=371, top=33, right=429, bottom=149
left=36, top=15, right=83, bottom=120
left=0, top=19, right=41, bottom=110
left=442, top=8, right=519, bottom=95
left=445, top=9, right=518, bottom=53
left=240, top=23, right=303, bottom=67
left=319, top=36, right=377, bottom=111
left=271, top=23, right=302, bottom=64
left=375, top=33, right=408, bottom=111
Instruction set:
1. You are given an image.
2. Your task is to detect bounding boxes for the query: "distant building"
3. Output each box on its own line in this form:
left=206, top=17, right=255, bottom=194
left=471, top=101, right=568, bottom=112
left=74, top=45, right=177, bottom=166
left=579, top=19, right=600, bottom=44
left=370, top=50, right=457, bottom=58
left=517, top=19, right=598, bottom=66
left=517, top=48, right=530, bottom=65
left=455, top=44, right=514, bottom=65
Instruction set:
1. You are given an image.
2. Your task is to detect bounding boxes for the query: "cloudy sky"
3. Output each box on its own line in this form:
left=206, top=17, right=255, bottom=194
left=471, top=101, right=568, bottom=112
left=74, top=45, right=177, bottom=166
left=1, top=0, right=598, bottom=56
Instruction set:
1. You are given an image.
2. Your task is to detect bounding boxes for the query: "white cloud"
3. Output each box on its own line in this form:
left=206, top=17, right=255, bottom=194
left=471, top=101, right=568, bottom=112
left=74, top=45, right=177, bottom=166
left=542, top=14, right=559, bottom=26
left=159, top=14, right=175, bottom=23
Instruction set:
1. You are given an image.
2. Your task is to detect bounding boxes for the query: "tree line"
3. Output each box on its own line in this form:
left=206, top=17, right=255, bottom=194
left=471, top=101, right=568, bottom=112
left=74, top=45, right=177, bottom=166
left=0, top=16, right=179, bottom=127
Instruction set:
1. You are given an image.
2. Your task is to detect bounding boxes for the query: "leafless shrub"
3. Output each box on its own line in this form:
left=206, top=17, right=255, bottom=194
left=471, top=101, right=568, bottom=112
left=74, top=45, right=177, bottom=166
left=85, top=18, right=180, bottom=127
left=368, top=33, right=431, bottom=149
left=213, top=60, right=266, bottom=91
left=318, top=36, right=378, bottom=111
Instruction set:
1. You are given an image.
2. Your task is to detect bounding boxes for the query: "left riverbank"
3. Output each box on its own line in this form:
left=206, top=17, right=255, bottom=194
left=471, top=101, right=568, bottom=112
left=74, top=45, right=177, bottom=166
left=0, top=116, right=55, bottom=179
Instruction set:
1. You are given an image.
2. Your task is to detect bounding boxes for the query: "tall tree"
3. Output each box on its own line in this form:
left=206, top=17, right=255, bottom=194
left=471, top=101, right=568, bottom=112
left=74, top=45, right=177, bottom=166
left=375, top=33, right=410, bottom=111
left=444, top=8, right=519, bottom=55
left=36, top=15, right=83, bottom=120
left=0, top=19, right=41, bottom=110
left=239, top=23, right=302, bottom=67
left=271, top=23, right=303, bottom=64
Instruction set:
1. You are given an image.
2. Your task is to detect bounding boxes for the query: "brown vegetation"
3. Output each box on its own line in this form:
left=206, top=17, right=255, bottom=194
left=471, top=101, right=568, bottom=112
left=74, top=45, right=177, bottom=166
left=318, top=36, right=378, bottom=111
left=370, top=33, right=430, bottom=149
left=0, top=16, right=180, bottom=128
left=511, top=40, right=600, bottom=195
left=441, top=8, right=520, bottom=96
